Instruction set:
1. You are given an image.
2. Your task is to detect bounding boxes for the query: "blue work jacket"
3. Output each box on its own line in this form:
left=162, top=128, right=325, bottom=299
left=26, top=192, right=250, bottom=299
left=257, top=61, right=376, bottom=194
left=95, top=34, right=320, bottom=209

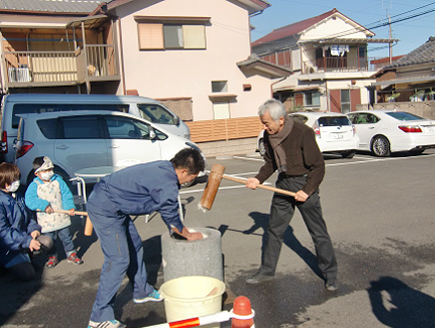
left=96, top=160, right=184, bottom=233
left=0, top=190, right=41, bottom=265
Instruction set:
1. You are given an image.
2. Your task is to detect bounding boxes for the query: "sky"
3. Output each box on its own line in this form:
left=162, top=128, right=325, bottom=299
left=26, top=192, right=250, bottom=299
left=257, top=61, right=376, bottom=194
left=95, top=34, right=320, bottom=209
left=250, top=0, right=435, bottom=59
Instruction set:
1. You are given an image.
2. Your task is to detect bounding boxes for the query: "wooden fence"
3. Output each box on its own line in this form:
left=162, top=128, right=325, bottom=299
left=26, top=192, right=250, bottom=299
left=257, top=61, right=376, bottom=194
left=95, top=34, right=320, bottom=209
left=186, top=116, right=263, bottom=143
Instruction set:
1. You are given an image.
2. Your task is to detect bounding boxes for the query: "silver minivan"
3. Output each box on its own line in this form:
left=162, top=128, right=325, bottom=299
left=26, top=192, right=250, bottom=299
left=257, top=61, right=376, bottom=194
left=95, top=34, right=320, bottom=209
left=1, top=93, right=190, bottom=163
left=14, top=110, right=201, bottom=186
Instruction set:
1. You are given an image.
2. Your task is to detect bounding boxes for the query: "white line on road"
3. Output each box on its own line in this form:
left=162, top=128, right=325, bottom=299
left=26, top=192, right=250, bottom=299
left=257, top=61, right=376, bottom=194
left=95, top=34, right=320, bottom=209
left=183, top=153, right=435, bottom=195
left=326, top=153, right=435, bottom=167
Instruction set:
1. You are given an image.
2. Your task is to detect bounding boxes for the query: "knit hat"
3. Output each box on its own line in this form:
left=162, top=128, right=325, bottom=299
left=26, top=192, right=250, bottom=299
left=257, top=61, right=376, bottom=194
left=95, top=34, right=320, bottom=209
left=34, top=156, right=54, bottom=173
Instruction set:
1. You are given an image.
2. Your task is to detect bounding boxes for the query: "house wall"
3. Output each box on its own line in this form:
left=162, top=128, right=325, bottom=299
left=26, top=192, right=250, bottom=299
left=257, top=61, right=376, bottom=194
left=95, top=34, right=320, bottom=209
left=301, top=16, right=368, bottom=41
left=327, top=79, right=372, bottom=112
left=113, top=0, right=272, bottom=121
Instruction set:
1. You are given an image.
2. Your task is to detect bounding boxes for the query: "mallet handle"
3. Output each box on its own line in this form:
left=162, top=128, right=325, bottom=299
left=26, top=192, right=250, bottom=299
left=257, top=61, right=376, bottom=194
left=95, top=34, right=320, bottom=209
left=52, top=210, right=93, bottom=236
left=221, top=175, right=296, bottom=197
left=53, top=209, right=88, bottom=216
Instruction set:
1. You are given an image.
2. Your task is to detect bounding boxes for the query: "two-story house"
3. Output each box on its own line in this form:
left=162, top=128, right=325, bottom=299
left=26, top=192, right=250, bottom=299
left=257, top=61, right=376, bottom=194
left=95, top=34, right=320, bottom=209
left=251, top=8, right=397, bottom=113
left=372, top=36, right=435, bottom=103
left=0, top=0, right=291, bottom=126
left=0, top=0, right=120, bottom=95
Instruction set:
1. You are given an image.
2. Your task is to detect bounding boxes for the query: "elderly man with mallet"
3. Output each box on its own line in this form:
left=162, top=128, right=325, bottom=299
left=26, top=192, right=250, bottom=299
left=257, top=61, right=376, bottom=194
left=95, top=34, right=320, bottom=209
left=245, top=99, right=338, bottom=291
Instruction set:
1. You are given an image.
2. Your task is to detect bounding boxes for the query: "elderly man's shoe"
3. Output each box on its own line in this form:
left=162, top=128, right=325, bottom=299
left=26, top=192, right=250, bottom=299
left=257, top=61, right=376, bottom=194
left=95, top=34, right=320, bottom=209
left=325, top=278, right=338, bottom=291
left=245, top=271, right=274, bottom=284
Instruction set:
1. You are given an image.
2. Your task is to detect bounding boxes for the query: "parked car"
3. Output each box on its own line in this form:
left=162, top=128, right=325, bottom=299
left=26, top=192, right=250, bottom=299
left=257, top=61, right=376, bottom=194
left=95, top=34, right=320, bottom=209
left=346, top=110, right=435, bottom=157
left=1, top=93, right=190, bottom=163
left=13, top=110, right=203, bottom=186
left=257, top=112, right=359, bottom=158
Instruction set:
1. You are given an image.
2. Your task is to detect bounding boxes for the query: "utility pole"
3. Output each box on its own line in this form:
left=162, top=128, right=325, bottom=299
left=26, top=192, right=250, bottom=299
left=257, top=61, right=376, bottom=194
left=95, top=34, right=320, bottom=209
left=388, top=14, right=393, bottom=64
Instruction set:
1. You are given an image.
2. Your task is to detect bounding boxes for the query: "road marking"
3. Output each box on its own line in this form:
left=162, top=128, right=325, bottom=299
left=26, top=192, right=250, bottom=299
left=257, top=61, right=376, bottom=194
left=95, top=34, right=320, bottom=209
left=183, top=153, right=435, bottom=195
left=180, top=185, right=249, bottom=195
left=233, top=155, right=264, bottom=162
left=326, top=153, right=435, bottom=167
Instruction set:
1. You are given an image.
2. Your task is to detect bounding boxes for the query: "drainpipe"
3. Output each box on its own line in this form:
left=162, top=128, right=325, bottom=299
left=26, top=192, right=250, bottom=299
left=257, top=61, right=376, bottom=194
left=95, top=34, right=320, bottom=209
left=0, top=29, right=6, bottom=94
left=117, top=18, right=127, bottom=95
left=81, top=21, right=90, bottom=94
left=271, top=76, right=287, bottom=98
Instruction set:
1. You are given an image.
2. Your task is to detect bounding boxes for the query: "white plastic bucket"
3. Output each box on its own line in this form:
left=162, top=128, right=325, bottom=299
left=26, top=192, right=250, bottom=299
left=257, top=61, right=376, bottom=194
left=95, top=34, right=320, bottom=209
left=160, top=275, right=226, bottom=328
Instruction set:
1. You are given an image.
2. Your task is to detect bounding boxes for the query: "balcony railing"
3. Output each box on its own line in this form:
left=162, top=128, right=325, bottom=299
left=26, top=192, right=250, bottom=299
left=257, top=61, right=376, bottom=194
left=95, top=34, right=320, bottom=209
left=303, top=57, right=370, bottom=73
left=3, top=44, right=119, bottom=86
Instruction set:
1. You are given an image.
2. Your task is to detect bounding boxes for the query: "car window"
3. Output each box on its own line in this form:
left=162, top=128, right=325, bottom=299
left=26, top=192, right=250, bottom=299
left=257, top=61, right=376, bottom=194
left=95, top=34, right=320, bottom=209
left=37, top=118, right=57, bottom=139
left=11, top=103, right=129, bottom=128
left=318, top=116, right=351, bottom=126
left=347, top=113, right=357, bottom=124
left=58, top=116, right=103, bottom=139
left=104, top=116, right=168, bottom=140
left=386, top=111, right=426, bottom=121
left=354, top=113, right=377, bottom=124
left=137, top=104, right=175, bottom=125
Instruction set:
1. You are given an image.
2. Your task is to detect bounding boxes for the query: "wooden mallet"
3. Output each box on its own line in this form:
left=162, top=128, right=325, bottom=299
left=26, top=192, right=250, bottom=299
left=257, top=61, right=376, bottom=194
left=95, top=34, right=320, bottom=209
left=199, top=163, right=296, bottom=211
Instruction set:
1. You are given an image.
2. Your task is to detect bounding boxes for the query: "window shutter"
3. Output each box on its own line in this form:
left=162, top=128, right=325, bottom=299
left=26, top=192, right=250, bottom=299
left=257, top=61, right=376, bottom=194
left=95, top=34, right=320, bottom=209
left=183, top=25, right=206, bottom=49
left=138, top=23, right=164, bottom=50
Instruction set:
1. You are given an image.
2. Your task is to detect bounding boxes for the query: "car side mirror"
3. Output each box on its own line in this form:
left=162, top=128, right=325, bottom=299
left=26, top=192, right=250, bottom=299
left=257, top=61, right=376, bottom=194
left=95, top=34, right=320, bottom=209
left=173, top=116, right=180, bottom=126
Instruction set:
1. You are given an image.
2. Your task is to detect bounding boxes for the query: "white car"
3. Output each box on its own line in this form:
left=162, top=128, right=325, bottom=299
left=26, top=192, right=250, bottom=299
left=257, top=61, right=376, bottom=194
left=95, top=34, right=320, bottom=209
left=347, top=110, right=435, bottom=157
left=257, top=112, right=359, bottom=158
left=14, top=110, right=204, bottom=186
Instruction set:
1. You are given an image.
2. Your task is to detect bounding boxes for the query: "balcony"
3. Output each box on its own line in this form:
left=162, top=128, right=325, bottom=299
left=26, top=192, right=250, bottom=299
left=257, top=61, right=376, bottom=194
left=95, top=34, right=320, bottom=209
left=303, top=57, right=370, bottom=74
left=3, top=44, right=120, bottom=88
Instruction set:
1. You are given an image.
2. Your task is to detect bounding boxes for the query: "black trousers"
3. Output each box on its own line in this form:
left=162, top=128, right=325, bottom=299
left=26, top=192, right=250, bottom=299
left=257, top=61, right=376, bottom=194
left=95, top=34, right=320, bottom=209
left=259, top=174, right=338, bottom=280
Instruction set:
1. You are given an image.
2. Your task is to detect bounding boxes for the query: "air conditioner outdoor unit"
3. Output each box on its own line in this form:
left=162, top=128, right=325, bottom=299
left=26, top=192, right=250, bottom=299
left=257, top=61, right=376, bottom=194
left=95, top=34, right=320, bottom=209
left=8, top=67, right=32, bottom=83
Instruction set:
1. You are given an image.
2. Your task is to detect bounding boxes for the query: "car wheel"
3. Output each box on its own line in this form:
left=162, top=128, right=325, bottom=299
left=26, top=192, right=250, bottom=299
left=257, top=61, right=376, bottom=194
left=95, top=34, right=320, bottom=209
left=341, top=150, right=355, bottom=159
left=371, top=136, right=390, bottom=157
left=258, top=138, right=266, bottom=157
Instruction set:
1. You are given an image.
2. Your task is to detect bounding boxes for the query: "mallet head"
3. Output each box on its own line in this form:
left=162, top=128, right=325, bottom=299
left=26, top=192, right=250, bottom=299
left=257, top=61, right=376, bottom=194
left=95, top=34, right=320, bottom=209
left=199, top=163, right=226, bottom=211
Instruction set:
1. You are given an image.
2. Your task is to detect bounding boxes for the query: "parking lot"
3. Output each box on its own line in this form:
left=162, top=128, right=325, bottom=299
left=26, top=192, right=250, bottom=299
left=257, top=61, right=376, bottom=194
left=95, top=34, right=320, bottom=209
left=2, top=149, right=435, bottom=328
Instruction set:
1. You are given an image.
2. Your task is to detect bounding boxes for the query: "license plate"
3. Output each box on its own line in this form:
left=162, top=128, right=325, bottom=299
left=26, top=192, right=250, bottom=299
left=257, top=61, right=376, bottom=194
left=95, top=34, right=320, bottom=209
left=334, top=133, right=344, bottom=139
left=426, top=126, right=435, bottom=133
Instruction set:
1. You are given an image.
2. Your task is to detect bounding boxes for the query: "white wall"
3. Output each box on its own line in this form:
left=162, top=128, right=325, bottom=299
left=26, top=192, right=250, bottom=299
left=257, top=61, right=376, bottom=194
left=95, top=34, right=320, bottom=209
left=114, top=0, right=273, bottom=121
left=301, top=15, right=370, bottom=41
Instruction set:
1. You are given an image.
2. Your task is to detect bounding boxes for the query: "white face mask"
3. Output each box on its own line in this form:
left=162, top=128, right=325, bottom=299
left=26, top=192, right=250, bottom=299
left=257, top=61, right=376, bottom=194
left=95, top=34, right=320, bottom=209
left=40, top=171, right=54, bottom=181
left=7, top=180, right=20, bottom=193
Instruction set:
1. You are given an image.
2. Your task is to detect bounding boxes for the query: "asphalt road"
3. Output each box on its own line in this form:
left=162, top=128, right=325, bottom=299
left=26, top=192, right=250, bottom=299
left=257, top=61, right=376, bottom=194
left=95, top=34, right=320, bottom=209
left=2, top=149, right=435, bottom=328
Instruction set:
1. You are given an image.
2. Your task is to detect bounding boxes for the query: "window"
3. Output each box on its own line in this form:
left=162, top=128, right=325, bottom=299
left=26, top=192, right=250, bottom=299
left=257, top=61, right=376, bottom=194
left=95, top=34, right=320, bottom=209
left=318, top=116, right=351, bottom=127
left=213, top=102, right=230, bottom=120
left=105, top=116, right=168, bottom=140
left=138, top=21, right=206, bottom=50
left=305, top=92, right=320, bottom=107
left=341, top=90, right=351, bottom=114
left=137, top=104, right=176, bottom=125
left=59, top=116, right=102, bottom=139
left=12, top=103, right=129, bottom=128
left=212, top=81, right=228, bottom=93
left=355, top=113, right=380, bottom=124
left=37, top=119, right=57, bottom=139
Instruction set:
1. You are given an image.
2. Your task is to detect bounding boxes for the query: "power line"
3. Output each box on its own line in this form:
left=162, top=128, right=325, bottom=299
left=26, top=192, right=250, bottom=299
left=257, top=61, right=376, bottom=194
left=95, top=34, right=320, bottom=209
left=320, top=5, right=435, bottom=41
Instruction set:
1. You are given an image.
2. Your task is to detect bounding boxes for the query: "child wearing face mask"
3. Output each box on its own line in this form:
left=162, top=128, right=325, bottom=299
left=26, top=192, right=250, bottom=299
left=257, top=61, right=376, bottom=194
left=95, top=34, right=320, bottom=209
left=0, top=163, right=53, bottom=280
left=25, top=156, right=83, bottom=268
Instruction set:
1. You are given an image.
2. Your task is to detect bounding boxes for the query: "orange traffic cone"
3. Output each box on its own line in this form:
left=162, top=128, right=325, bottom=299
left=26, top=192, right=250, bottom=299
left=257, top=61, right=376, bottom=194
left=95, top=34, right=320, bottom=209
left=231, top=296, right=255, bottom=328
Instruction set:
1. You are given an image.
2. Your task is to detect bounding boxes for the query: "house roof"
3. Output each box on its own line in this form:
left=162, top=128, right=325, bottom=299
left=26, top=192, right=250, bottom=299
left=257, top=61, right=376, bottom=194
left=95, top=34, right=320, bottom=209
left=237, top=54, right=292, bottom=79
left=252, top=8, right=374, bottom=47
left=387, top=36, right=435, bottom=68
left=98, top=0, right=270, bottom=14
left=0, top=0, right=104, bottom=14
